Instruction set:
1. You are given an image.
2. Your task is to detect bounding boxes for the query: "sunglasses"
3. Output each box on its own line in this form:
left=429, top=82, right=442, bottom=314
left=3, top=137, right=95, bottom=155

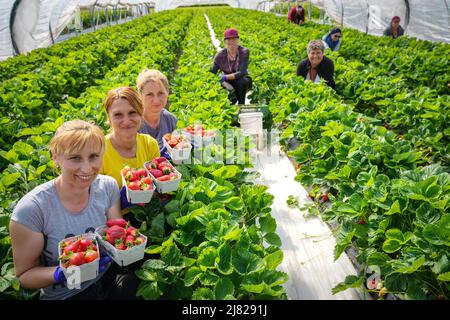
left=333, top=34, right=341, bottom=38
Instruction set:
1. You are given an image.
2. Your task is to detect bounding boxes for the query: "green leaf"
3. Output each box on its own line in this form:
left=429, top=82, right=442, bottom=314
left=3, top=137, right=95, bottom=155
left=217, top=243, right=232, bottom=275
left=141, top=259, right=167, bottom=270
left=437, top=271, right=450, bottom=282
left=382, top=238, right=403, bottom=253
left=135, top=269, right=158, bottom=282
left=192, top=287, right=215, bottom=300
left=223, top=197, right=244, bottom=210
left=264, top=250, right=284, bottom=270
left=211, top=165, right=241, bottom=179
left=215, top=278, right=234, bottom=300
left=198, top=247, right=217, bottom=269
left=264, top=232, right=282, bottom=247
left=136, top=281, right=161, bottom=300
left=1, top=173, right=21, bottom=187
left=423, top=223, right=450, bottom=247
left=385, top=200, right=401, bottom=215
left=331, top=275, right=364, bottom=295
left=232, top=250, right=266, bottom=275
left=184, top=266, right=203, bottom=287
left=259, top=216, right=276, bottom=234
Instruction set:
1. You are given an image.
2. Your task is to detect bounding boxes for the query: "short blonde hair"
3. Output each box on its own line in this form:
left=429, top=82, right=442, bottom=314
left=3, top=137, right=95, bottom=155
left=50, top=120, right=105, bottom=157
left=307, top=40, right=325, bottom=53
left=103, top=86, right=143, bottom=116
left=136, top=69, right=169, bottom=95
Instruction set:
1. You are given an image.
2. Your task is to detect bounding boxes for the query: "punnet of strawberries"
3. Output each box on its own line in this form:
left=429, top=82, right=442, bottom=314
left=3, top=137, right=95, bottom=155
left=163, top=133, right=191, bottom=149
left=59, top=237, right=99, bottom=268
left=145, top=156, right=180, bottom=182
left=184, top=124, right=215, bottom=137
left=121, top=166, right=153, bottom=191
left=102, top=219, right=146, bottom=250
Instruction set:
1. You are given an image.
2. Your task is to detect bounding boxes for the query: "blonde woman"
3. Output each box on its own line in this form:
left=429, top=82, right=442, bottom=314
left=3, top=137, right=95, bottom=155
left=9, top=120, right=140, bottom=300
left=100, top=86, right=160, bottom=211
left=136, top=69, right=177, bottom=151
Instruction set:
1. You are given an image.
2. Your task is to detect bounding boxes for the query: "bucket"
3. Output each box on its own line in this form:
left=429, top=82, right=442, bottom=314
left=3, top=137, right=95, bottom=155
left=239, top=112, right=264, bottom=150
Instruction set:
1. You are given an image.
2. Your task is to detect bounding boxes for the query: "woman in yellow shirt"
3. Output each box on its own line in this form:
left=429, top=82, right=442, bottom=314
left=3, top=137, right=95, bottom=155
left=101, top=86, right=159, bottom=211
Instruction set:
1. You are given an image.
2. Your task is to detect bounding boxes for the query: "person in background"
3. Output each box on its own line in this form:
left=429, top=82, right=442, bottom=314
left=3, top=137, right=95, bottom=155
left=383, top=16, right=404, bottom=39
left=9, top=120, right=141, bottom=300
left=322, top=28, right=342, bottom=51
left=296, top=39, right=336, bottom=90
left=137, top=69, right=177, bottom=152
left=210, top=28, right=252, bottom=105
left=101, top=86, right=159, bottom=211
left=288, top=5, right=306, bottom=26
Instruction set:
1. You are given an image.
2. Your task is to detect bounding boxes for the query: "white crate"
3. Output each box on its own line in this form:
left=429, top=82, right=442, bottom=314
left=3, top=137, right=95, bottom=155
left=121, top=172, right=154, bottom=204
left=163, top=138, right=192, bottom=162
left=95, top=226, right=147, bottom=267
left=144, top=163, right=182, bottom=193
left=58, top=233, right=99, bottom=286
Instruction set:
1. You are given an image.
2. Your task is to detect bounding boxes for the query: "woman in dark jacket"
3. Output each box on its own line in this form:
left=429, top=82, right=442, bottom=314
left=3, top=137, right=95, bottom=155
left=210, top=28, right=252, bottom=105
left=383, top=16, right=404, bottom=39
left=296, top=40, right=336, bottom=90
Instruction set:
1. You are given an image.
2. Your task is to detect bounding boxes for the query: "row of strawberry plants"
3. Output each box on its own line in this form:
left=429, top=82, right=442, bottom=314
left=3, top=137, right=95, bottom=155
left=0, top=11, right=178, bottom=154
left=131, top=10, right=288, bottom=300
left=209, top=8, right=449, bottom=300
left=0, top=10, right=193, bottom=299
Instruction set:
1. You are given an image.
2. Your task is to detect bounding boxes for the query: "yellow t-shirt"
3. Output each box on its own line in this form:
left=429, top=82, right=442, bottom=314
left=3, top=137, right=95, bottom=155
left=101, top=133, right=160, bottom=189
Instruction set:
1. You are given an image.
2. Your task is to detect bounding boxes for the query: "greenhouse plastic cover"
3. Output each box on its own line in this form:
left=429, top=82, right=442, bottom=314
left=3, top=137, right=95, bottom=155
left=0, top=0, right=154, bottom=61
left=312, top=0, right=450, bottom=43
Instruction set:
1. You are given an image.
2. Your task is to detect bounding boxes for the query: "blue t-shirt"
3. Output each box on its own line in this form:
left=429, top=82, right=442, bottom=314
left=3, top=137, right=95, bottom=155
left=139, top=109, right=177, bottom=150
left=11, top=175, right=120, bottom=300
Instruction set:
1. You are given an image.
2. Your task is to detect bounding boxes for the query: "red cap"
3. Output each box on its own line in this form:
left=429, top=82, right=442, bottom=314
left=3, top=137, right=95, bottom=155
left=392, top=16, right=400, bottom=22
left=224, top=28, right=239, bottom=40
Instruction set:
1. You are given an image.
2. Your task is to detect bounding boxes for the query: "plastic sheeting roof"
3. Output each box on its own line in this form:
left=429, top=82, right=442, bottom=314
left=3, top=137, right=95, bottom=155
left=0, top=0, right=154, bottom=61
left=312, top=0, right=450, bottom=43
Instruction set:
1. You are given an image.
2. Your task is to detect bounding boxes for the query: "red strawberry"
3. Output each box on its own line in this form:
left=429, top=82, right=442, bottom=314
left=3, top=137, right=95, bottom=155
left=128, top=181, right=141, bottom=190
left=125, top=235, right=135, bottom=247
left=84, top=250, right=98, bottom=263
left=160, top=166, right=172, bottom=175
left=154, top=156, right=168, bottom=163
left=136, top=169, right=147, bottom=178
left=157, top=175, right=171, bottom=181
left=79, top=239, right=93, bottom=251
left=69, top=252, right=85, bottom=266
left=115, top=239, right=127, bottom=250
left=168, top=172, right=178, bottom=180
left=126, top=226, right=139, bottom=237
left=168, top=138, right=178, bottom=148
left=134, top=236, right=146, bottom=245
left=322, top=194, right=329, bottom=202
left=141, top=177, right=153, bottom=185
left=106, top=218, right=128, bottom=228
left=356, top=219, right=367, bottom=225
left=106, top=225, right=127, bottom=243
left=63, top=239, right=81, bottom=255
left=149, top=169, right=163, bottom=178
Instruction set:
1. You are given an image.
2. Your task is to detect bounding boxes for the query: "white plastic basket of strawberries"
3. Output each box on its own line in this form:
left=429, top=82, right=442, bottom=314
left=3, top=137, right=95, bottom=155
left=183, top=124, right=216, bottom=147
left=95, top=219, right=147, bottom=267
left=163, top=132, right=192, bottom=163
left=58, top=233, right=100, bottom=285
left=121, top=166, right=154, bottom=204
left=144, top=156, right=182, bottom=194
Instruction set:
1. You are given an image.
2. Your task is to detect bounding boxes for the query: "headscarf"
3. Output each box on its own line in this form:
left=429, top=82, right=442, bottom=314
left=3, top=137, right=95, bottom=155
left=324, top=28, right=342, bottom=51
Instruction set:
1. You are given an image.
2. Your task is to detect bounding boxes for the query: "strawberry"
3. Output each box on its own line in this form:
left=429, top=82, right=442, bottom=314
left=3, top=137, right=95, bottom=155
left=163, top=133, right=172, bottom=141
left=106, top=218, right=128, bottom=228
left=168, top=172, right=179, bottom=180
left=154, top=157, right=168, bottom=163
left=79, top=239, right=93, bottom=251
left=63, top=239, right=81, bottom=255
left=128, top=181, right=141, bottom=190
left=69, top=252, right=85, bottom=266
left=149, top=169, right=163, bottom=178
left=136, top=168, right=147, bottom=178
left=160, top=166, right=173, bottom=175
left=115, top=239, right=127, bottom=250
left=126, top=226, right=139, bottom=237
left=157, top=175, right=171, bottom=181
left=134, top=236, right=146, bottom=245
left=141, top=177, right=153, bottom=185
left=125, top=235, right=135, bottom=247
left=150, top=160, right=159, bottom=169
left=84, top=250, right=98, bottom=263
left=106, top=225, right=127, bottom=243
left=356, top=219, right=367, bottom=225
left=321, top=194, right=329, bottom=202
left=145, top=162, right=153, bottom=171
left=168, top=138, right=178, bottom=148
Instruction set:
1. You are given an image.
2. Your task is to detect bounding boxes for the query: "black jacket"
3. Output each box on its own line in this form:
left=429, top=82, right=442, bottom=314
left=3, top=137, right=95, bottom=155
left=296, top=56, right=336, bottom=90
